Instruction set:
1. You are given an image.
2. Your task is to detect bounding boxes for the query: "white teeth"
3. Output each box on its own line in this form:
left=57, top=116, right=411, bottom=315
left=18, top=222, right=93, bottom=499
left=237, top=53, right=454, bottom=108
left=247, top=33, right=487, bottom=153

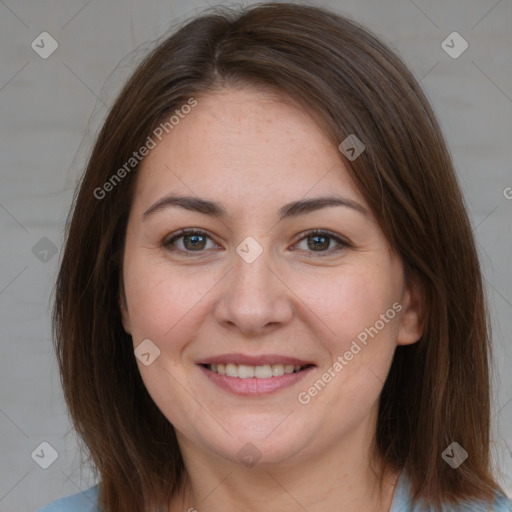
left=208, top=363, right=307, bottom=378
left=254, top=364, right=272, bottom=378
left=238, top=364, right=255, bottom=378
left=225, top=363, right=238, bottom=377
left=271, top=364, right=285, bottom=376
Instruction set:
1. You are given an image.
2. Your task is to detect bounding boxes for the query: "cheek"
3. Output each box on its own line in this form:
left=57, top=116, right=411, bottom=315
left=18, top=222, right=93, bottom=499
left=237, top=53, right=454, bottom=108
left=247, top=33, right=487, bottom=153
left=123, top=253, right=232, bottom=367
left=122, top=256, right=214, bottom=431
left=295, top=271, right=400, bottom=407
left=293, top=265, right=401, bottom=349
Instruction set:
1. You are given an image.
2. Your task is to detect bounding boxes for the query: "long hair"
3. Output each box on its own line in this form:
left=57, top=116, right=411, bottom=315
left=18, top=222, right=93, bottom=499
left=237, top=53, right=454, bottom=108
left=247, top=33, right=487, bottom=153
left=53, top=3, right=504, bottom=510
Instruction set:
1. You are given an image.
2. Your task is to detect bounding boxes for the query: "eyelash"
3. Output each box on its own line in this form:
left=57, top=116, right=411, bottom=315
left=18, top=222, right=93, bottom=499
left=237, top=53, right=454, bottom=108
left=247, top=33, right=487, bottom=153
left=162, top=228, right=350, bottom=258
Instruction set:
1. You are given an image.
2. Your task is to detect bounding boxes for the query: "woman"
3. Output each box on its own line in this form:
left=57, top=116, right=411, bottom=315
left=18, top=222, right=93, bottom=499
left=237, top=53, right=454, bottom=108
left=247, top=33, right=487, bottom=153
left=40, top=2, right=512, bottom=511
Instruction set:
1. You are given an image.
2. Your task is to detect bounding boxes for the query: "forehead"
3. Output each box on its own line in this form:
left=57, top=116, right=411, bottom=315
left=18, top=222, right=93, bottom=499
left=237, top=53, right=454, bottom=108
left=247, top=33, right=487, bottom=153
left=132, top=87, right=365, bottom=213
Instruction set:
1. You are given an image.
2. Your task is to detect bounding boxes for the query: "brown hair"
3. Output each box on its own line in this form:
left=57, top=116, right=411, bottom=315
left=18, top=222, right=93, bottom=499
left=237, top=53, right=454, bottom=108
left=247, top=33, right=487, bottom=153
left=53, top=2, right=506, bottom=510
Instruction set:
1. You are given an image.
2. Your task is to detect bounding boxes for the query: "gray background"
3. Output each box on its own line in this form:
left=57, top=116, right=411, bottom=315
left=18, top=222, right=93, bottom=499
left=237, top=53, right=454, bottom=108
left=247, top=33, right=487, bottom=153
left=1, top=0, right=511, bottom=510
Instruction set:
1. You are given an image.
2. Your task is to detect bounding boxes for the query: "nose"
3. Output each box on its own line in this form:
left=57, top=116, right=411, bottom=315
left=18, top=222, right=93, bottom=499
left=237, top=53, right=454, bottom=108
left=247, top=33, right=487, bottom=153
left=214, top=245, right=294, bottom=336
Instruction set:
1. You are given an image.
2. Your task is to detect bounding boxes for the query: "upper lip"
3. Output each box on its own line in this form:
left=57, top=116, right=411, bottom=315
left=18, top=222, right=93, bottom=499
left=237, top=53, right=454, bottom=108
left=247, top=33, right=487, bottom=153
left=196, top=353, right=315, bottom=366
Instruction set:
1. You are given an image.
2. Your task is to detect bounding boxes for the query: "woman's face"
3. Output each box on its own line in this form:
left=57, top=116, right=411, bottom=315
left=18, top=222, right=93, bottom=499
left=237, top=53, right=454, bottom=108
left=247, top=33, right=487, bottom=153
left=121, top=87, right=422, bottom=468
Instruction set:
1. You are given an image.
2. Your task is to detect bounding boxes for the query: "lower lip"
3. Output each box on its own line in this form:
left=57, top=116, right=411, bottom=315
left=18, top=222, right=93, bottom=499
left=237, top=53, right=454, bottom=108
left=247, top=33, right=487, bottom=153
left=198, top=365, right=315, bottom=396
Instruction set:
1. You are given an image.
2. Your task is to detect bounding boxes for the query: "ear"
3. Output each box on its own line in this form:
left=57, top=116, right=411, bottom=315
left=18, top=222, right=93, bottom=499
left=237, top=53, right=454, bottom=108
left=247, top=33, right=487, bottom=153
left=396, top=273, right=424, bottom=346
left=119, top=282, right=132, bottom=335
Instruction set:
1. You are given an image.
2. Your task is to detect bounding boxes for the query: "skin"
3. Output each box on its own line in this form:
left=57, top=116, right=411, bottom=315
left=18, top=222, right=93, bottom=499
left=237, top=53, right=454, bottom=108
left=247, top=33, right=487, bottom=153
left=120, top=87, right=424, bottom=512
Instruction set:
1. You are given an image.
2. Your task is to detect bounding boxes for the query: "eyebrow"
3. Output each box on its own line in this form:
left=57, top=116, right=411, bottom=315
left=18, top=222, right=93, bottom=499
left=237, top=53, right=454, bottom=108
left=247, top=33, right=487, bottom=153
left=142, top=194, right=368, bottom=221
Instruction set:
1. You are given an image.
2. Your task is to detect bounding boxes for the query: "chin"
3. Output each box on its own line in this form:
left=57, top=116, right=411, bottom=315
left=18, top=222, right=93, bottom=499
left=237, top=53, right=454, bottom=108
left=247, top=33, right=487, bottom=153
left=194, top=415, right=323, bottom=468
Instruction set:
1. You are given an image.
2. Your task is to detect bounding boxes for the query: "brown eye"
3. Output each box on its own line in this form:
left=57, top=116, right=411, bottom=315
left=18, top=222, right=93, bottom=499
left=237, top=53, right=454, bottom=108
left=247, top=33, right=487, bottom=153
left=293, top=230, right=350, bottom=256
left=181, top=233, right=208, bottom=250
left=164, top=229, right=219, bottom=256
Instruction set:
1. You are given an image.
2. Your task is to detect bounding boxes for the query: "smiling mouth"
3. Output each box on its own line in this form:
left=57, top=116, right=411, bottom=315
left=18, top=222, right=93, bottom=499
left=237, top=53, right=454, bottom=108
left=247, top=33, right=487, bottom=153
left=202, top=363, right=312, bottom=379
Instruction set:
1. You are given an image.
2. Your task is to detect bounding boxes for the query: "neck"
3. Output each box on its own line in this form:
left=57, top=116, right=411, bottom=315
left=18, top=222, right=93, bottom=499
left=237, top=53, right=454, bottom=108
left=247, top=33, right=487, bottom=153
left=168, top=420, right=401, bottom=512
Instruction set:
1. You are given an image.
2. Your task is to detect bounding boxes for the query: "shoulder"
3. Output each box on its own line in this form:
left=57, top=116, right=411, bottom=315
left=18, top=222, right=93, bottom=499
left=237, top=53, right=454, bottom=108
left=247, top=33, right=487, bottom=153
left=444, top=492, right=512, bottom=511
left=492, top=492, right=512, bottom=512
left=390, top=469, right=512, bottom=511
left=36, top=484, right=100, bottom=512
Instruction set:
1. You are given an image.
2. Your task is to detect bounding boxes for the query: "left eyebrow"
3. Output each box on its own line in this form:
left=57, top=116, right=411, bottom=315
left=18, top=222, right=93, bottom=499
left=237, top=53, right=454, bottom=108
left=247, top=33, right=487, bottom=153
left=278, top=196, right=368, bottom=219
left=142, top=194, right=368, bottom=221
